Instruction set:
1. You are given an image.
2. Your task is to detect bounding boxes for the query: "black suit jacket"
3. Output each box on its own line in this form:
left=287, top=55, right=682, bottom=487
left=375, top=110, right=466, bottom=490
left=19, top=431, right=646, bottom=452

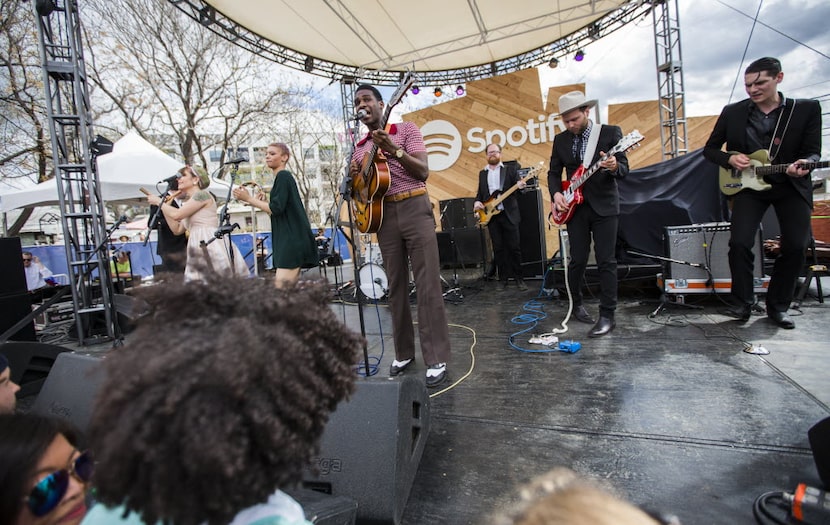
left=476, top=162, right=521, bottom=225
left=547, top=124, right=629, bottom=217
left=150, top=202, right=187, bottom=257
left=703, top=94, right=821, bottom=207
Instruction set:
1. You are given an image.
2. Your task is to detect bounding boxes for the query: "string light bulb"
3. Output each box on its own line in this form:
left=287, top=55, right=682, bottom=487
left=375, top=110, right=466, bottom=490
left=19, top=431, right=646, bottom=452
left=574, top=50, right=585, bottom=62
left=411, top=86, right=420, bottom=95
left=455, top=85, right=465, bottom=96
left=434, top=86, right=443, bottom=97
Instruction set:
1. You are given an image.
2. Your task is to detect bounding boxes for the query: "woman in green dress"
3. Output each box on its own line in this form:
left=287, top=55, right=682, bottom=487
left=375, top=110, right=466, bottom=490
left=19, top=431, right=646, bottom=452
left=234, top=142, right=317, bottom=288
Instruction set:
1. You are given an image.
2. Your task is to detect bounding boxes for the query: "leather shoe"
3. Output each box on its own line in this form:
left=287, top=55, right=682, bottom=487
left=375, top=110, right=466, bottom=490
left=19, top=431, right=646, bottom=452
left=425, top=363, right=447, bottom=388
left=589, top=316, right=615, bottom=337
left=721, top=304, right=751, bottom=322
left=573, top=305, right=595, bottom=324
left=767, top=309, right=795, bottom=329
left=389, top=359, right=413, bottom=376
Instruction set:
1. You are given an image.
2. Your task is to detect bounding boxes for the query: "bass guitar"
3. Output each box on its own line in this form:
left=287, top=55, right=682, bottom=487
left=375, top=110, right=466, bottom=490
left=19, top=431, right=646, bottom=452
left=476, top=164, right=544, bottom=226
left=719, top=149, right=830, bottom=195
left=351, top=71, right=415, bottom=233
left=552, top=130, right=644, bottom=226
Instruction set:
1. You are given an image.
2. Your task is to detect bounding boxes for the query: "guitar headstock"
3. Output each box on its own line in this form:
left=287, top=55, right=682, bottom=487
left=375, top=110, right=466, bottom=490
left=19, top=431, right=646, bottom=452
left=388, top=71, right=416, bottom=108
left=611, top=130, right=645, bottom=155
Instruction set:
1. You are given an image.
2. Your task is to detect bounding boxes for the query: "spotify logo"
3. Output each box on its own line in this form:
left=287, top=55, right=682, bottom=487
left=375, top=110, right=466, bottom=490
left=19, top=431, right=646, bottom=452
left=421, top=120, right=462, bottom=172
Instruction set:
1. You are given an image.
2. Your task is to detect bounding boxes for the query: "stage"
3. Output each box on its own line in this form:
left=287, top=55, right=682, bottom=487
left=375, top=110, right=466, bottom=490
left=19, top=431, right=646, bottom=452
left=323, top=264, right=829, bottom=524
left=13, top=263, right=830, bottom=525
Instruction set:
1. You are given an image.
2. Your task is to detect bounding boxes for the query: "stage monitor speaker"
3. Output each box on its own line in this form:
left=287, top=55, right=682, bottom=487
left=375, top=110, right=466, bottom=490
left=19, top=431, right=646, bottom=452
left=0, top=237, right=27, bottom=296
left=663, top=223, right=763, bottom=280
left=32, top=353, right=105, bottom=433
left=517, top=188, right=546, bottom=278
left=302, top=376, right=430, bottom=525
left=809, top=416, right=830, bottom=488
left=285, top=488, right=358, bottom=525
left=437, top=228, right=485, bottom=267
left=2, top=341, right=71, bottom=398
left=439, top=197, right=478, bottom=230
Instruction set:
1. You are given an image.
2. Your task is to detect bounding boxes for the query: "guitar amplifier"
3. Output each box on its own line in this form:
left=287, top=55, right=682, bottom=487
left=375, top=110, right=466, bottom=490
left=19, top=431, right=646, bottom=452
left=663, top=222, right=764, bottom=280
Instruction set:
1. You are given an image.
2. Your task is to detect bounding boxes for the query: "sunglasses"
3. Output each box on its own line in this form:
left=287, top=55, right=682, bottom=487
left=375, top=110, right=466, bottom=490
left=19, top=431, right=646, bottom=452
left=22, top=258, right=32, bottom=262
left=26, top=451, right=94, bottom=517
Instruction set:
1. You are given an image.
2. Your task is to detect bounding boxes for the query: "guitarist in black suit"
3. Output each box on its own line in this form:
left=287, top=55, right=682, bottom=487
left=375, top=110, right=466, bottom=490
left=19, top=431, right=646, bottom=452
left=474, top=143, right=527, bottom=291
left=548, top=91, right=629, bottom=337
left=703, top=57, right=822, bottom=329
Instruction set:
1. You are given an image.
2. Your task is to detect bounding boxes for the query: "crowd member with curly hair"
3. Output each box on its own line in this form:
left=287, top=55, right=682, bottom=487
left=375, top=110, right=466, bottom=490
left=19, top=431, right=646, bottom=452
left=82, top=276, right=361, bottom=525
left=490, top=467, right=678, bottom=525
left=146, top=165, right=249, bottom=282
left=0, top=413, right=94, bottom=525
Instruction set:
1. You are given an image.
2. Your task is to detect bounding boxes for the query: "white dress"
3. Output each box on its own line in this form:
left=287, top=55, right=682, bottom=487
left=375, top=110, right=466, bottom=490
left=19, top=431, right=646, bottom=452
left=182, top=192, right=249, bottom=282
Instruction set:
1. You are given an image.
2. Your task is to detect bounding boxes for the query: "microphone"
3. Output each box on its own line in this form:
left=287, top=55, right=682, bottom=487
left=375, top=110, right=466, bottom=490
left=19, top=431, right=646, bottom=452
left=158, top=174, right=179, bottom=185
left=351, top=109, right=368, bottom=120
left=113, top=215, right=128, bottom=228
left=223, top=157, right=248, bottom=165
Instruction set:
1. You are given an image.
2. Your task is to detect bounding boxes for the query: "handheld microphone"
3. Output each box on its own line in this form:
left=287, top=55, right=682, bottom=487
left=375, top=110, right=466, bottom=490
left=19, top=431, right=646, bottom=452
left=223, top=157, right=248, bottom=165
left=114, top=215, right=128, bottom=227
left=352, top=109, right=368, bottom=120
left=158, top=174, right=179, bottom=185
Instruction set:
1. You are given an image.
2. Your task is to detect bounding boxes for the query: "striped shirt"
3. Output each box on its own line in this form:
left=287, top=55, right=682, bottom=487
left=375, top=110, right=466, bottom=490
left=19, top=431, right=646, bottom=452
left=352, top=121, right=427, bottom=197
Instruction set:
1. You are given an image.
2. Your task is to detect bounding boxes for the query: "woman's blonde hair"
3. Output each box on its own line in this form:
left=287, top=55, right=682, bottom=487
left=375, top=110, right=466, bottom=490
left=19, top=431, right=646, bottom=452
left=491, top=468, right=664, bottom=525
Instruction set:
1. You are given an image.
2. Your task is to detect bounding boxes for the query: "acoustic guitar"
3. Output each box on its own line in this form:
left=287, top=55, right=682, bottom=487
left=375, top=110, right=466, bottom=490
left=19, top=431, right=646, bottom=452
left=719, top=149, right=829, bottom=195
left=351, top=72, right=415, bottom=233
left=476, top=164, right=544, bottom=226
left=552, top=130, right=644, bottom=226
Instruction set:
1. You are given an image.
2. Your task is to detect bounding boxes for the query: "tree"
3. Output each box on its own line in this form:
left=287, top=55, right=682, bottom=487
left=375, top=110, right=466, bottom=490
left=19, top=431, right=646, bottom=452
left=0, top=0, right=54, bottom=235
left=81, top=0, right=307, bottom=170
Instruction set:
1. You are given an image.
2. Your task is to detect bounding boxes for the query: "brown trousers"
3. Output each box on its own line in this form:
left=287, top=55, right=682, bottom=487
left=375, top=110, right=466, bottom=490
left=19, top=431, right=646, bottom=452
left=377, top=193, right=451, bottom=366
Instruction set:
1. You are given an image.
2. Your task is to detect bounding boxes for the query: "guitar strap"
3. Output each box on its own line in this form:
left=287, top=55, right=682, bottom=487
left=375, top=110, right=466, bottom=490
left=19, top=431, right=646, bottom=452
left=767, top=97, right=794, bottom=163
left=584, top=122, right=602, bottom=167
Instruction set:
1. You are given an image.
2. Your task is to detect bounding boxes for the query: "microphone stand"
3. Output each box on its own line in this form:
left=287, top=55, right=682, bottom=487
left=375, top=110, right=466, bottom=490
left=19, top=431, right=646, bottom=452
left=143, top=184, right=176, bottom=247
left=336, top=113, right=373, bottom=377
left=626, top=248, right=710, bottom=316
left=201, top=163, right=241, bottom=257
left=440, top=204, right=463, bottom=302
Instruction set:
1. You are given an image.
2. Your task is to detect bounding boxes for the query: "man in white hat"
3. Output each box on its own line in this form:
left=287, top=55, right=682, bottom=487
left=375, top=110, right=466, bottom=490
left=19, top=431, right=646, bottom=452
left=548, top=90, right=629, bottom=337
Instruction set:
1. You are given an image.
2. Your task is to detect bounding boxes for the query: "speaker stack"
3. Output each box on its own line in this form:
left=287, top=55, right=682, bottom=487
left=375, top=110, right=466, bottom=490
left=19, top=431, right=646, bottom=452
left=0, top=237, right=36, bottom=342
left=516, top=186, right=547, bottom=279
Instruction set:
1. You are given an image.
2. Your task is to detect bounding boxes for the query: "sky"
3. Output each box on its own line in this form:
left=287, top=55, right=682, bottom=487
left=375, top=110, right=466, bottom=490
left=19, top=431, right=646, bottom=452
left=369, top=0, right=830, bottom=159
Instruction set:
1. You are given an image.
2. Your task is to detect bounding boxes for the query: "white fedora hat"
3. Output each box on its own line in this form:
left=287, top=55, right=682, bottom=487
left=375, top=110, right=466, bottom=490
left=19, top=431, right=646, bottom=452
left=558, top=91, right=598, bottom=116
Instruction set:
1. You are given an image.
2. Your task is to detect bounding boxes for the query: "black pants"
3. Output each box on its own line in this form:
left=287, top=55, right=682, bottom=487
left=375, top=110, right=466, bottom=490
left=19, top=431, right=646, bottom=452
left=729, top=184, right=811, bottom=312
left=487, top=214, right=523, bottom=281
left=566, top=204, right=618, bottom=317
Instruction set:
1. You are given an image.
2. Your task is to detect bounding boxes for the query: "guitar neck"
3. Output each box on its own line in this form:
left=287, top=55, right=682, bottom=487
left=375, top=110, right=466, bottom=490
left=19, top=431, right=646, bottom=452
left=757, top=160, right=830, bottom=175
left=491, top=168, right=541, bottom=206
left=569, top=155, right=608, bottom=191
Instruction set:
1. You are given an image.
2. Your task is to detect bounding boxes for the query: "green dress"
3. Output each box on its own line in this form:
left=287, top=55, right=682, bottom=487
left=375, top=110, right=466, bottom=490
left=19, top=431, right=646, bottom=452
left=269, top=170, right=318, bottom=269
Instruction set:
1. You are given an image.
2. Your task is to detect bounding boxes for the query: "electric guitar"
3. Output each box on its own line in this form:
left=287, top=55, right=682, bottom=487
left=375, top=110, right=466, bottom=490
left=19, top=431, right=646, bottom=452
left=351, top=71, right=415, bottom=233
left=719, top=149, right=830, bottom=195
left=552, top=130, right=644, bottom=225
left=476, top=164, right=544, bottom=226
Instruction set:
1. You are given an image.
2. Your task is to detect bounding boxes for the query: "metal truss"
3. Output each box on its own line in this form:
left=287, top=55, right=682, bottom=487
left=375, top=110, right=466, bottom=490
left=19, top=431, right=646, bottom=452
left=167, top=0, right=654, bottom=86
left=33, top=0, right=119, bottom=345
left=652, top=0, right=688, bottom=159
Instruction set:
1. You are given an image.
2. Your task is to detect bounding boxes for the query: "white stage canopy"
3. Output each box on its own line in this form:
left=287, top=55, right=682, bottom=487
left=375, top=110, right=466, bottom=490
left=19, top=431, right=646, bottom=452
left=172, top=0, right=650, bottom=85
left=0, top=131, right=185, bottom=213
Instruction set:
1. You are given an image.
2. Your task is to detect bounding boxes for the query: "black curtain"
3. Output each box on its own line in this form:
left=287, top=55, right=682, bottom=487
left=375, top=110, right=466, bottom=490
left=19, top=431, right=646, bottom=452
left=617, top=148, right=725, bottom=264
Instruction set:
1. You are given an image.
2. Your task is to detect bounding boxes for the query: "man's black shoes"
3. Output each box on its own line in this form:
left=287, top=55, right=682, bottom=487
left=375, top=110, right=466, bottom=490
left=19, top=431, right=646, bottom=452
left=722, top=304, right=751, bottom=322
left=573, top=305, right=595, bottom=324
left=589, top=316, right=615, bottom=337
left=767, top=309, right=795, bottom=329
left=389, top=359, right=413, bottom=376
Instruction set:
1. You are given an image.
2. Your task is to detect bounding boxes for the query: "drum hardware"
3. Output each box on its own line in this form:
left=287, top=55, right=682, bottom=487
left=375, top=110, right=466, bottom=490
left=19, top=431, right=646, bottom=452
left=358, top=262, right=388, bottom=300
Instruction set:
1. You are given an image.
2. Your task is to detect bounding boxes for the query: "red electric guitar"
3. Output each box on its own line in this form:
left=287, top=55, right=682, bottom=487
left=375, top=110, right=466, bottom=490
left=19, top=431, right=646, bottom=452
left=351, top=72, right=415, bottom=233
left=551, top=130, right=644, bottom=226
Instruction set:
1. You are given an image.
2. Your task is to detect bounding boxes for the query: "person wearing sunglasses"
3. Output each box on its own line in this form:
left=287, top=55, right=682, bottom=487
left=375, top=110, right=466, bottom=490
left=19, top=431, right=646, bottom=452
left=22, top=251, right=55, bottom=291
left=0, top=413, right=93, bottom=525
left=81, top=275, right=361, bottom=525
